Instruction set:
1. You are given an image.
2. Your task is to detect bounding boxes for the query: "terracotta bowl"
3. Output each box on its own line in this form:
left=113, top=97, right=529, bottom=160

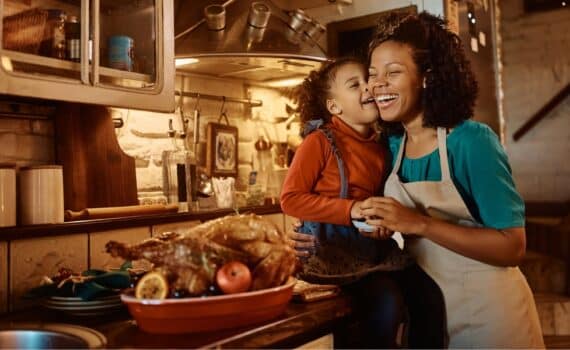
left=121, top=278, right=295, bottom=334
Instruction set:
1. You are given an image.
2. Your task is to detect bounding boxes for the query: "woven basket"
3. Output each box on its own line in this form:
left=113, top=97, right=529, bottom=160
left=2, top=8, right=48, bottom=54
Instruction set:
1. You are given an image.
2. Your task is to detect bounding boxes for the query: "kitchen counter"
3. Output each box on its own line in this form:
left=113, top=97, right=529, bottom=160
left=0, top=204, right=282, bottom=241
left=0, top=295, right=353, bottom=348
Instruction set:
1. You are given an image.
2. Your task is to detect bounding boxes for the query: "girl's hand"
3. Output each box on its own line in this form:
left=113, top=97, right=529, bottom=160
left=360, top=197, right=430, bottom=235
left=350, top=200, right=365, bottom=220
left=287, top=219, right=316, bottom=258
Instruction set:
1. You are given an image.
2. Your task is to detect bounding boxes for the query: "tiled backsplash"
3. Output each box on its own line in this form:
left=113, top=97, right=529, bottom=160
left=114, top=74, right=297, bottom=202
left=9, top=234, right=88, bottom=310
left=0, top=117, right=55, bottom=167
left=89, top=227, right=151, bottom=271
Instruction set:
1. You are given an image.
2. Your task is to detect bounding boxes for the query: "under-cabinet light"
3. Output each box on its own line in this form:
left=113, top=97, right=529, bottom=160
left=1, top=56, right=13, bottom=72
left=175, top=58, right=199, bottom=67
left=264, top=77, right=305, bottom=88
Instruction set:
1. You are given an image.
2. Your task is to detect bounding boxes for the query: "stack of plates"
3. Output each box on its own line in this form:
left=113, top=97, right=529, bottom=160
left=42, top=294, right=124, bottom=317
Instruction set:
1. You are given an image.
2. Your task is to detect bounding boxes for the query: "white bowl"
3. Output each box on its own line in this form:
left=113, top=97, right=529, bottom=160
left=352, top=220, right=375, bottom=232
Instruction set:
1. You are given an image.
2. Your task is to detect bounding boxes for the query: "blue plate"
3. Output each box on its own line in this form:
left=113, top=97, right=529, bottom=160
left=351, top=220, right=375, bottom=232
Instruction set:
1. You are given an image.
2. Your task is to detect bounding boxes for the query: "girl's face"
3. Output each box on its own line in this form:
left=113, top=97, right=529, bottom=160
left=368, top=40, right=423, bottom=123
left=327, top=62, right=378, bottom=128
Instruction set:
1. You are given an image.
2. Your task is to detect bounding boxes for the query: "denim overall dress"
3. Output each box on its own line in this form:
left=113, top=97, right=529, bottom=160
left=298, top=123, right=412, bottom=285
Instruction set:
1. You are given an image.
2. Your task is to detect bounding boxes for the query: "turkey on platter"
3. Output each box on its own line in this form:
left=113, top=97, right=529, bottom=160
left=106, top=213, right=297, bottom=296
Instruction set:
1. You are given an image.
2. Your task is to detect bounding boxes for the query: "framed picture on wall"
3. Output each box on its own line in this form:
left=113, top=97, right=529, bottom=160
left=327, top=5, right=417, bottom=60
left=206, top=122, right=238, bottom=178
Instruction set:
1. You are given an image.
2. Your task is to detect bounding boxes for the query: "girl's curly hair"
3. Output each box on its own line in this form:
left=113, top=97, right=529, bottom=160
left=368, top=11, right=478, bottom=134
left=293, top=57, right=363, bottom=137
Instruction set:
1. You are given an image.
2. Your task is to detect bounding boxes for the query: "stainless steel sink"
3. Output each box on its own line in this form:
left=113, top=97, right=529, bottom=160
left=0, top=323, right=106, bottom=349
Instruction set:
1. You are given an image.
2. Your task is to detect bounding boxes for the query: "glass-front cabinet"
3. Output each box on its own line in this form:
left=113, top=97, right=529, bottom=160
left=0, top=0, right=174, bottom=112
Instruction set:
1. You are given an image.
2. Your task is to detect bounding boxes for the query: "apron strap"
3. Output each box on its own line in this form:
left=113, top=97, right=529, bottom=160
left=391, top=133, right=407, bottom=175
left=437, top=127, right=451, bottom=181
left=318, top=128, right=349, bottom=199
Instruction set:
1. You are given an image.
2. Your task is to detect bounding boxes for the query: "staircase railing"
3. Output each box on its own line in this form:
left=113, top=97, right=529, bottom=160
left=513, top=83, right=570, bottom=141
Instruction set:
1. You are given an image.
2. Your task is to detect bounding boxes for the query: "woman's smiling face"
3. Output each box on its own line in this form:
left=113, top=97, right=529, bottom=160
left=368, top=40, right=424, bottom=123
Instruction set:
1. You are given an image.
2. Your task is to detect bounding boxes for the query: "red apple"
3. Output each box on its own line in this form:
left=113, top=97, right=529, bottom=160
left=215, top=261, right=252, bottom=294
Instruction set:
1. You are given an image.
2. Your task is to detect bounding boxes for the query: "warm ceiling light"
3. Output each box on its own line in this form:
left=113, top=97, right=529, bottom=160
left=264, top=77, right=305, bottom=88
left=175, top=58, right=199, bottom=67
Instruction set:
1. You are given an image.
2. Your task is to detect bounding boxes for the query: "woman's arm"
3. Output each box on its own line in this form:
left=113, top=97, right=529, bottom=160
left=359, top=197, right=526, bottom=267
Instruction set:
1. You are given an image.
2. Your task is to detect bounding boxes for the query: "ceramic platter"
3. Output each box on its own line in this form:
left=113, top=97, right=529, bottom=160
left=121, top=277, right=296, bottom=334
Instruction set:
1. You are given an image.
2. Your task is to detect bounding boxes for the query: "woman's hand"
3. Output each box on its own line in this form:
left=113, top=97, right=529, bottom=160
left=286, top=219, right=316, bottom=258
left=359, top=197, right=430, bottom=235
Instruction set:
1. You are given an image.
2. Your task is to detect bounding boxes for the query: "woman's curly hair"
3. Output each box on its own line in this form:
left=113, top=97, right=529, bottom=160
left=368, top=11, right=478, bottom=134
left=293, top=57, right=363, bottom=137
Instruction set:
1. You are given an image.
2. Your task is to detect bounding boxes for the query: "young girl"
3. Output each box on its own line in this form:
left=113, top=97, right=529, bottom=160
left=280, top=57, right=414, bottom=348
left=280, top=57, right=404, bottom=278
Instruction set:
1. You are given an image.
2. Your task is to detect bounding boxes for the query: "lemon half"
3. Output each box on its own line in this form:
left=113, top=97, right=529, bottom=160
left=135, top=272, right=169, bottom=299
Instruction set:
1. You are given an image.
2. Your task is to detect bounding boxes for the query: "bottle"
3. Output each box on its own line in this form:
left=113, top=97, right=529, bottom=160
left=162, top=119, right=196, bottom=210
left=66, top=15, right=80, bottom=62
left=40, top=9, right=67, bottom=59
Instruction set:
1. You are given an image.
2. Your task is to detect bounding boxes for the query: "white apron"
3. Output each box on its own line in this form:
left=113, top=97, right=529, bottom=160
left=385, top=128, right=544, bottom=348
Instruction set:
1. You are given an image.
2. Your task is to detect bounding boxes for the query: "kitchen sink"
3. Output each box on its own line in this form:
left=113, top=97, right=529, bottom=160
left=0, top=323, right=106, bottom=349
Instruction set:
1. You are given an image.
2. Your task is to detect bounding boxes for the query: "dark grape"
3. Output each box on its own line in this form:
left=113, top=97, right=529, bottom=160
left=170, top=289, right=190, bottom=299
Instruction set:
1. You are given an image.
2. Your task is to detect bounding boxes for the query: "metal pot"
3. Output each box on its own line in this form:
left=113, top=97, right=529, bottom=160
left=204, top=4, right=225, bottom=31
left=288, top=9, right=309, bottom=33
left=248, top=2, right=271, bottom=28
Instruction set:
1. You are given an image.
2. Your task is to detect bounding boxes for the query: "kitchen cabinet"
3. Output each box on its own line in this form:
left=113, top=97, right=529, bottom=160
left=0, top=0, right=174, bottom=112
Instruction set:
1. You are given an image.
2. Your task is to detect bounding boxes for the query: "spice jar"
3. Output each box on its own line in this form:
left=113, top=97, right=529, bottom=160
left=66, top=15, right=80, bottom=62
left=108, top=35, right=134, bottom=71
left=39, top=9, right=67, bottom=59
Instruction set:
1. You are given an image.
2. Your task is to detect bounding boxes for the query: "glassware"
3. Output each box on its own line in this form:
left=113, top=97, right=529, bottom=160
left=66, top=15, right=80, bottom=62
left=162, top=120, right=196, bottom=210
left=39, top=9, right=67, bottom=59
left=212, top=177, right=235, bottom=209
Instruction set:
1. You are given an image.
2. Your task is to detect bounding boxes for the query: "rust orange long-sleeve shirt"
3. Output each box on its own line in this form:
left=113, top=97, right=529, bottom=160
left=280, top=116, right=388, bottom=226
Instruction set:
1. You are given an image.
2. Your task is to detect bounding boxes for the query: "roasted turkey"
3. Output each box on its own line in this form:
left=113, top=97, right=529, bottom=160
left=106, top=213, right=296, bottom=295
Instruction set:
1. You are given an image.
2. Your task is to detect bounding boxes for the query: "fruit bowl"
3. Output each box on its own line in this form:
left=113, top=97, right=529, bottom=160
left=121, top=277, right=296, bottom=334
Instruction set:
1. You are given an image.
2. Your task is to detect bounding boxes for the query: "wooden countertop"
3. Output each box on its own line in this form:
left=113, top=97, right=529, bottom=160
left=0, top=204, right=282, bottom=241
left=0, top=296, right=353, bottom=348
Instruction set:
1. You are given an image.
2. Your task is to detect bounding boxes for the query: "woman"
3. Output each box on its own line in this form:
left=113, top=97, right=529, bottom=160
left=360, top=11, right=544, bottom=348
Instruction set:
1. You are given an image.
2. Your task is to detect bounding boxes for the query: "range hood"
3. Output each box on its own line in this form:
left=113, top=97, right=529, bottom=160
left=174, top=0, right=329, bottom=84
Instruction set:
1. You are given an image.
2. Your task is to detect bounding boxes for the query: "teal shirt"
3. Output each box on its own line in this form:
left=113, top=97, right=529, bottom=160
left=388, top=120, right=525, bottom=229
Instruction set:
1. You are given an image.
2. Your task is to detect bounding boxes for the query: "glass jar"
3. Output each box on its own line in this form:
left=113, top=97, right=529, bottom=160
left=39, top=9, right=67, bottom=59
left=66, top=15, right=80, bottom=62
